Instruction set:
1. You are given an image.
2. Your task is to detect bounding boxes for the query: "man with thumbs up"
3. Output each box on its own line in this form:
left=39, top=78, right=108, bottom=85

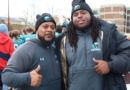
left=55, top=0, right=130, bottom=90
left=1, top=13, right=62, bottom=90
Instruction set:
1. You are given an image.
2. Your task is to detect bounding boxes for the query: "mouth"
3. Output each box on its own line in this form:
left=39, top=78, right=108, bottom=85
left=45, top=33, right=53, bottom=38
left=78, top=20, right=84, bottom=24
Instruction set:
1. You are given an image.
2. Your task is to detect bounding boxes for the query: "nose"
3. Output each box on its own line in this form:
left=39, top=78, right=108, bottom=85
left=46, top=27, right=52, bottom=32
left=77, top=13, right=82, bottom=18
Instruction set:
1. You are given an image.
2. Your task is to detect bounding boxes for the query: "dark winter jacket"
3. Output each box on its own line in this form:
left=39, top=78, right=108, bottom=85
left=55, top=18, right=130, bottom=90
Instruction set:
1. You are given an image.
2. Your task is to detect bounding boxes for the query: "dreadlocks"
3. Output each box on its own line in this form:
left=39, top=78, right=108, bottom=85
left=67, top=15, right=100, bottom=52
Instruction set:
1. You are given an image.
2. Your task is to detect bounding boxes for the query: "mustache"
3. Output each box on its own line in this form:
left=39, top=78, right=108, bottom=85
left=44, top=33, right=53, bottom=37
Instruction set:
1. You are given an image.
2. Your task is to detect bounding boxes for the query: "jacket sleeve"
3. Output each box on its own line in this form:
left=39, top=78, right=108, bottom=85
left=108, top=30, right=130, bottom=74
left=9, top=39, right=14, bottom=57
left=2, top=47, right=31, bottom=87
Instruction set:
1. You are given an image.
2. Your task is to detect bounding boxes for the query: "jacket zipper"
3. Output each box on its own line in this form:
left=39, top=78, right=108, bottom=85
left=47, top=47, right=55, bottom=76
left=84, top=34, right=87, bottom=65
left=107, top=29, right=111, bottom=48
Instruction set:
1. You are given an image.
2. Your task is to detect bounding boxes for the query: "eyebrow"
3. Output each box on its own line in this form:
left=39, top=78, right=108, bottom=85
left=80, top=10, right=85, bottom=12
left=74, top=10, right=85, bottom=14
left=43, top=24, right=55, bottom=27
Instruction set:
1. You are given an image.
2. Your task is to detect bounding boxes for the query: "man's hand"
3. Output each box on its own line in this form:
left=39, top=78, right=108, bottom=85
left=93, top=58, right=110, bottom=75
left=30, top=65, right=42, bottom=87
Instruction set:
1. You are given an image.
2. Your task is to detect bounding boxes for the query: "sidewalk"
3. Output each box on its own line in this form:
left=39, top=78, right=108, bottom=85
left=127, top=84, right=130, bottom=90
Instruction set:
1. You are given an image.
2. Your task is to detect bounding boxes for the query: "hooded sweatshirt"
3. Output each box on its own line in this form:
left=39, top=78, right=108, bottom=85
left=2, top=38, right=62, bottom=90
left=66, top=29, right=103, bottom=90
left=0, top=33, right=14, bottom=70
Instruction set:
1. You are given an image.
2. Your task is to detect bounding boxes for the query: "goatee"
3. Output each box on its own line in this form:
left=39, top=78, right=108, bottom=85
left=38, top=33, right=55, bottom=46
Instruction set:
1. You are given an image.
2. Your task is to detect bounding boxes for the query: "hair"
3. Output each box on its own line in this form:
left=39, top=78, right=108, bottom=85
left=21, top=27, right=27, bottom=35
left=19, top=30, right=22, bottom=36
left=33, top=31, right=36, bottom=34
left=8, top=31, right=12, bottom=39
left=12, top=30, right=19, bottom=44
left=67, top=14, right=100, bottom=52
left=25, top=26, right=34, bottom=33
left=12, top=30, right=19, bottom=39
left=56, top=25, right=62, bottom=33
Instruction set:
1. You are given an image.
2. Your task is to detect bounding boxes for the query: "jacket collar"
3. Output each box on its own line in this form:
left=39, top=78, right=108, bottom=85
left=28, top=38, right=52, bottom=48
left=76, top=28, right=91, bottom=35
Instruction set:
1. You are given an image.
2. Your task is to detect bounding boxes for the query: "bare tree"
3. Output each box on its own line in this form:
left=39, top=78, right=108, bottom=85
left=46, top=2, right=62, bottom=25
left=29, top=0, right=40, bottom=27
left=22, top=9, right=29, bottom=26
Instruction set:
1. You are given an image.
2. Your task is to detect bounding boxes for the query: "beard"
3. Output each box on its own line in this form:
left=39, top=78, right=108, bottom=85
left=38, top=33, right=55, bottom=46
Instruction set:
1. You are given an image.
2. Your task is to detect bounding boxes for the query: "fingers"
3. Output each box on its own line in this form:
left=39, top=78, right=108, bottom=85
left=34, top=65, right=40, bottom=72
left=39, top=75, right=42, bottom=79
left=96, top=69, right=103, bottom=75
left=94, top=65, right=98, bottom=70
left=31, top=75, right=42, bottom=87
left=94, top=65, right=103, bottom=75
left=95, top=67, right=100, bottom=72
left=34, top=81, right=41, bottom=87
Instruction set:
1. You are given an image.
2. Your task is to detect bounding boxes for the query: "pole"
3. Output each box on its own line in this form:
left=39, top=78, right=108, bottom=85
left=8, top=0, right=10, bottom=31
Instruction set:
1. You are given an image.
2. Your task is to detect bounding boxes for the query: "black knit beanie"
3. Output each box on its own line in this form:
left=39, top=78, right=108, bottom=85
left=35, top=13, right=56, bottom=31
left=71, top=0, right=93, bottom=19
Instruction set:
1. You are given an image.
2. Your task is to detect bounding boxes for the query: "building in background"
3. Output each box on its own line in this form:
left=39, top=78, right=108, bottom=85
left=0, top=16, right=25, bottom=25
left=0, top=16, right=30, bottom=31
left=126, top=7, right=130, bottom=35
left=92, top=4, right=130, bottom=36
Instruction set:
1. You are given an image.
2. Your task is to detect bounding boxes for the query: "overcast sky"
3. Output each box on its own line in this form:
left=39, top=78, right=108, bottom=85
left=0, top=0, right=129, bottom=22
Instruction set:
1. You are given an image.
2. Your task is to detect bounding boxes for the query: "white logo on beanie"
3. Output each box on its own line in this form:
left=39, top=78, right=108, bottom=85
left=74, top=5, right=80, bottom=11
left=44, top=16, right=52, bottom=21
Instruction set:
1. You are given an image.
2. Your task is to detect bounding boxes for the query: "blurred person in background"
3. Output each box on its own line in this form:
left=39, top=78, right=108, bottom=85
left=8, top=31, right=12, bottom=39
left=0, top=24, right=14, bottom=90
left=20, top=26, right=36, bottom=43
left=12, top=30, right=23, bottom=50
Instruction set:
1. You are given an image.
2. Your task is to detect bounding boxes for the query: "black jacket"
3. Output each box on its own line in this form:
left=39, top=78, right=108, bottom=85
left=55, top=18, right=130, bottom=90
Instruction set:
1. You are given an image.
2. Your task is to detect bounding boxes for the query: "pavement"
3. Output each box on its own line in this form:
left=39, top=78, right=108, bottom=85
left=127, top=84, right=130, bottom=90
left=124, top=74, right=130, bottom=90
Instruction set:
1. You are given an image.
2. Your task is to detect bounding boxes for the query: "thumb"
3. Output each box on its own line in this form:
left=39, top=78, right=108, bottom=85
left=34, top=65, right=40, bottom=72
left=93, top=58, right=99, bottom=63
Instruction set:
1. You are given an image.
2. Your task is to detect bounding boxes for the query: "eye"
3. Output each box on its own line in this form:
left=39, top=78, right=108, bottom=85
left=43, top=26, right=47, bottom=29
left=82, top=12, right=86, bottom=14
left=51, top=26, right=55, bottom=30
left=73, top=13, right=78, bottom=17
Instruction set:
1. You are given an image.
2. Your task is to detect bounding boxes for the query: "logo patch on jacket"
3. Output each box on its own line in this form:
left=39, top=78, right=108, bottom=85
left=91, top=42, right=101, bottom=51
left=40, top=57, right=44, bottom=61
left=55, top=55, right=59, bottom=63
left=14, top=44, right=18, bottom=49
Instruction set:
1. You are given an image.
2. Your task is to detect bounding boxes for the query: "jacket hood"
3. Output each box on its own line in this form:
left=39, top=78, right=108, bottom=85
left=28, top=38, right=48, bottom=48
left=98, top=18, right=116, bottom=29
left=0, top=33, right=10, bottom=44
